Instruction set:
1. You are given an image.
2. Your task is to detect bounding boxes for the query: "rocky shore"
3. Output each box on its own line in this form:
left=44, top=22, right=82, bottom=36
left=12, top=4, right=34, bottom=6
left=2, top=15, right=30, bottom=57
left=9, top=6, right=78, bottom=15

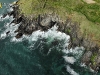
left=3, top=1, right=100, bottom=72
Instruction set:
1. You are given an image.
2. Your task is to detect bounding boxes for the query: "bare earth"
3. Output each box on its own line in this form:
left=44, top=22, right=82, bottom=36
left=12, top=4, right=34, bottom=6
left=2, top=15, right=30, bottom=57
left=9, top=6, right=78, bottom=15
left=84, top=0, right=96, bottom=4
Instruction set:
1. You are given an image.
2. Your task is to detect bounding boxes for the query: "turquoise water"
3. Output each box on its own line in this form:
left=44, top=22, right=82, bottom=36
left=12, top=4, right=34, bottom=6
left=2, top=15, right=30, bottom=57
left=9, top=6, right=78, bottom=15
left=0, top=0, right=100, bottom=75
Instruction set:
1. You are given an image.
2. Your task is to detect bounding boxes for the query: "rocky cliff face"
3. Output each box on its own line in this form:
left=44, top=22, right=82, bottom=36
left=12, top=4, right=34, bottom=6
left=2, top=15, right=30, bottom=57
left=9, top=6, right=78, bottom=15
left=4, top=2, right=100, bottom=72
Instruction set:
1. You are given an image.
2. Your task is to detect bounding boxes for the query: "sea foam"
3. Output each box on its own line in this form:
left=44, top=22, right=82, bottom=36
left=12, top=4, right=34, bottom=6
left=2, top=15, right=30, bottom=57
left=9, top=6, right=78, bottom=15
left=66, top=65, right=79, bottom=75
left=0, top=11, right=85, bottom=75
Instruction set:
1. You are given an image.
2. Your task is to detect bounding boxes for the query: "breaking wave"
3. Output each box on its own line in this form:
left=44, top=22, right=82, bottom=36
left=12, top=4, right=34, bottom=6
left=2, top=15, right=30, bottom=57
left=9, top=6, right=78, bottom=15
left=0, top=14, right=86, bottom=75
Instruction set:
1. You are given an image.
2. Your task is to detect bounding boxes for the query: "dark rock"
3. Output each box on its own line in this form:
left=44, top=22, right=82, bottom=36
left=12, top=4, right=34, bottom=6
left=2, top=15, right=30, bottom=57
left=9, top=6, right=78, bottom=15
left=16, top=16, right=23, bottom=24
left=14, top=29, right=19, bottom=33
left=2, top=13, right=7, bottom=18
left=15, top=33, right=23, bottom=38
left=6, top=31, right=10, bottom=35
left=24, top=24, right=36, bottom=34
left=52, top=39, right=59, bottom=46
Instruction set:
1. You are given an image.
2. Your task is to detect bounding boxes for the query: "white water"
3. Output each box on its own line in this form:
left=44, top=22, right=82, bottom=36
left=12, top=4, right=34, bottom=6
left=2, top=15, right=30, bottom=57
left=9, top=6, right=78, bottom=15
left=0, top=15, right=20, bottom=39
left=0, top=21, right=85, bottom=75
left=66, top=65, right=79, bottom=75
left=0, top=8, right=85, bottom=75
left=63, top=56, right=76, bottom=64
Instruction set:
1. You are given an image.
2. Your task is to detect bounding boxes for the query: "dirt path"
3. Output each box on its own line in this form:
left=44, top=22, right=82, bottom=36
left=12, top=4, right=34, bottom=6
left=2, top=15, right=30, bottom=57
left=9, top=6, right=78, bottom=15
left=83, top=0, right=96, bottom=4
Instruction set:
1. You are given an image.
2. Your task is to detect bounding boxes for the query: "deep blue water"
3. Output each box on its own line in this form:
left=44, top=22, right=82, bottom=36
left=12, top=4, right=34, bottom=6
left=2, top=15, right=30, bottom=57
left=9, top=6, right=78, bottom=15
left=0, top=0, right=100, bottom=75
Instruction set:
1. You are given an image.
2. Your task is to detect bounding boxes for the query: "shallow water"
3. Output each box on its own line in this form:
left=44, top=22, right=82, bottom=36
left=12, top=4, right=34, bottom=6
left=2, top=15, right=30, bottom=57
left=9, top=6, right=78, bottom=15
left=0, top=0, right=100, bottom=75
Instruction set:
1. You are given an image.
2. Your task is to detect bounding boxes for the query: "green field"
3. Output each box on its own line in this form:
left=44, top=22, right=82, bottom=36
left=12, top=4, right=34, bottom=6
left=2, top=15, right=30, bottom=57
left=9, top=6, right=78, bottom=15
left=17, top=0, right=100, bottom=46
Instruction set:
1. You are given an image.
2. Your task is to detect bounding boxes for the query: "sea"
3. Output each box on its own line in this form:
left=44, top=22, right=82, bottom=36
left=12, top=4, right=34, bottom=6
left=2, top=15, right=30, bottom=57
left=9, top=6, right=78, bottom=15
left=0, top=0, right=100, bottom=75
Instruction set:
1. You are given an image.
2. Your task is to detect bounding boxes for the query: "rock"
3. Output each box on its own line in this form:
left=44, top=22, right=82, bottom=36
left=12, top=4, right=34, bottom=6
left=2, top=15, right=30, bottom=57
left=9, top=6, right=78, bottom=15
left=24, top=24, right=36, bottom=34
left=16, top=16, right=23, bottom=24
left=40, top=17, right=52, bottom=27
left=9, top=4, right=100, bottom=71
left=15, top=33, right=23, bottom=38
left=6, top=31, right=10, bottom=35
left=2, top=13, right=7, bottom=18
left=82, top=51, right=92, bottom=64
left=96, top=56, right=100, bottom=66
left=82, top=39, right=97, bottom=49
left=40, top=15, right=59, bottom=28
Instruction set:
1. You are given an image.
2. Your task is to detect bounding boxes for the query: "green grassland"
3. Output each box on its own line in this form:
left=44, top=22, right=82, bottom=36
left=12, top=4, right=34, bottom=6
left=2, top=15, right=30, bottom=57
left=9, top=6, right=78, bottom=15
left=17, top=0, right=100, bottom=46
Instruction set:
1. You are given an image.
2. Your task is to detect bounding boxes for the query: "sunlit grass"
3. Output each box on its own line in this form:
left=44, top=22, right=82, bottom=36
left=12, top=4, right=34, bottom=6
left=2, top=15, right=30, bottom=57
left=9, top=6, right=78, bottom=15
left=0, top=2, right=2, bottom=8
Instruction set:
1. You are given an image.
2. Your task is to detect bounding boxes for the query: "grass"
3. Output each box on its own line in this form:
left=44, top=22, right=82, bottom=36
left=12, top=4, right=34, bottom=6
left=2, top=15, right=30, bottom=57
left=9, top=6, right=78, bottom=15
left=0, top=2, right=2, bottom=8
left=17, top=0, right=100, bottom=46
left=71, top=12, right=100, bottom=46
left=90, top=53, right=97, bottom=65
left=17, top=0, right=83, bottom=19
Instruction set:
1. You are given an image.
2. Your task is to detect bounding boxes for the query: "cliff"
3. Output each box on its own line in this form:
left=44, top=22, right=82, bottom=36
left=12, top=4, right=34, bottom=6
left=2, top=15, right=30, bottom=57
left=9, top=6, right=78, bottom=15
left=4, top=0, right=100, bottom=72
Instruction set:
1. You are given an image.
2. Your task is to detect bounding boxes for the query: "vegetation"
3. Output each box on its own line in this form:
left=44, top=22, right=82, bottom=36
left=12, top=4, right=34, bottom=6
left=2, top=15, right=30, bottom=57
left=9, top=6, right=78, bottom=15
left=17, top=0, right=100, bottom=46
left=90, top=53, right=97, bottom=65
left=0, top=2, right=2, bottom=8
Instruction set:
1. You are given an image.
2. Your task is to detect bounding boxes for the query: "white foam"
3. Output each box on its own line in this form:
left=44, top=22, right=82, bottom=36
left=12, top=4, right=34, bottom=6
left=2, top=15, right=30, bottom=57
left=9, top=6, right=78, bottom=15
left=0, top=15, right=11, bottom=21
left=11, top=25, right=70, bottom=45
left=0, top=23, right=19, bottom=39
left=0, top=15, right=19, bottom=39
left=80, top=63, right=86, bottom=67
left=9, top=24, right=84, bottom=65
left=11, top=37, right=23, bottom=42
left=63, top=47, right=84, bottom=60
left=63, top=56, right=76, bottom=64
left=66, top=65, right=79, bottom=75
left=0, top=14, right=2, bottom=20
left=0, top=32, right=7, bottom=39
left=7, top=5, right=13, bottom=12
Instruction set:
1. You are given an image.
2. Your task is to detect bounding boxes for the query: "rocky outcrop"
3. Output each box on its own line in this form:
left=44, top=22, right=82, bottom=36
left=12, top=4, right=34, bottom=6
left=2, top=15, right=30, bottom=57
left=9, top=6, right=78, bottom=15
left=63, top=19, right=100, bottom=71
left=3, top=2, right=100, bottom=72
left=4, top=4, right=63, bottom=38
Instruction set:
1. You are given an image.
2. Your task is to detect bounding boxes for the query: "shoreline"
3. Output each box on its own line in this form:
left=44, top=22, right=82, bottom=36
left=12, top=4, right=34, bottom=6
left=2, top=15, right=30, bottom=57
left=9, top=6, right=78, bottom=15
left=3, top=0, right=100, bottom=72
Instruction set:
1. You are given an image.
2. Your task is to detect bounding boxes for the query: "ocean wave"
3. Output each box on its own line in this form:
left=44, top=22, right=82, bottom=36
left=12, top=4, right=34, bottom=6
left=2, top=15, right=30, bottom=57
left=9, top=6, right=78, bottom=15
left=0, top=10, right=85, bottom=75
left=0, top=16, right=85, bottom=74
left=11, top=25, right=70, bottom=44
left=66, top=65, right=79, bottom=75
left=0, top=15, right=19, bottom=39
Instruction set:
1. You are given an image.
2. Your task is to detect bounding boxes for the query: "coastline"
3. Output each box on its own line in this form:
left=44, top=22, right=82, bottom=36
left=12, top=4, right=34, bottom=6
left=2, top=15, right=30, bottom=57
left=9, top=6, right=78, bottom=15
left=4, top=0, right=100, bottom=72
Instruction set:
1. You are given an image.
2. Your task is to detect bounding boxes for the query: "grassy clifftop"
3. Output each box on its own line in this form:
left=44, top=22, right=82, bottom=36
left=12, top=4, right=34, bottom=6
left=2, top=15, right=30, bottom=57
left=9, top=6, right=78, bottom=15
left=17, top=0, right=100, bottom=46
